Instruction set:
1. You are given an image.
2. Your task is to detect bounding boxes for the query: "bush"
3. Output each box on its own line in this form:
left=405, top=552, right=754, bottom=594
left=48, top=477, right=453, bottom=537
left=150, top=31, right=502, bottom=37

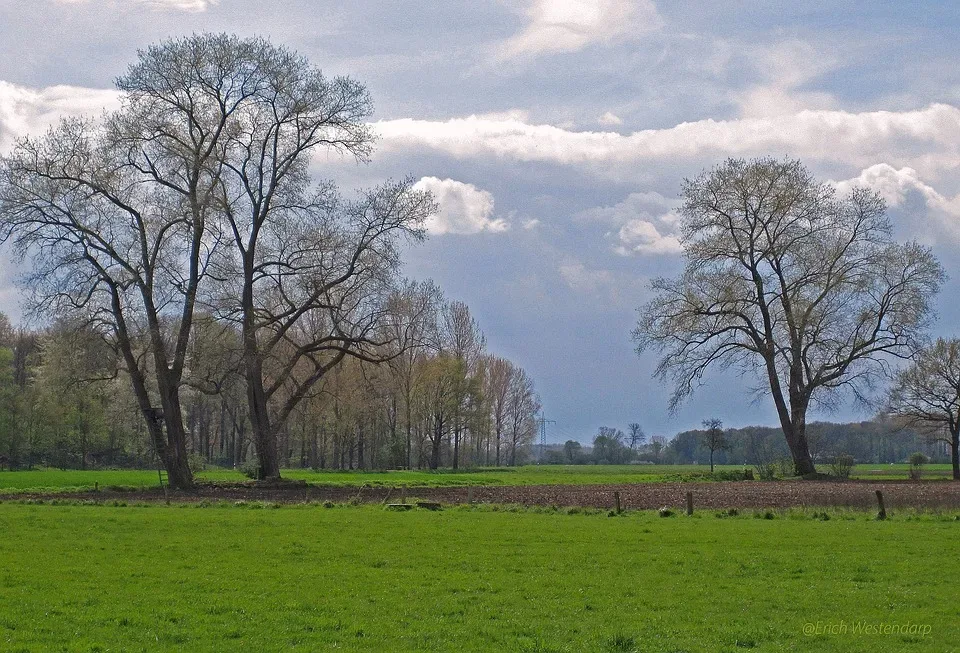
left=754, top=462, right=776, bottom=481
left=187, top=452, right=207, bottom=473
left=909, top=452, right=928, bottom=480
left=239, top=458, right=260, bottom=480
left=828, top=453, right=855, bottom=479
left=775, top=457, right=795, bottom=478
left=658, top=507, right=674, bottom=518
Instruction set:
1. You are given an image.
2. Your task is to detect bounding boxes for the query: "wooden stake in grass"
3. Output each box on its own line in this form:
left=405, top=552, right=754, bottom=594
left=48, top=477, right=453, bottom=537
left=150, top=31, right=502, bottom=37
left=401, top=487, right=407, bottom=505
left=875, top=490, right=887, bottom=520
left=614, top=491, right=622, bottom=514
left=467, top=486, right=474, bottom=504
left=686, top=491, right=694, bottom=516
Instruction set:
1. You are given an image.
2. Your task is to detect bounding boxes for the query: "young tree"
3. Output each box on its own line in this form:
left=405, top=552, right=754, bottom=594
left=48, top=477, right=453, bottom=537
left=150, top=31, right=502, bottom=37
left=505, top=368, right=539, bottom=466
left=634, top=158, right=943, bottom=475
left=887, top=338, right=960, bottom=480
left=700, top=418, right=729, bottom=472
left=563, top=439, right=583, bottom=464
left=627, top=422, right=646, bottom=450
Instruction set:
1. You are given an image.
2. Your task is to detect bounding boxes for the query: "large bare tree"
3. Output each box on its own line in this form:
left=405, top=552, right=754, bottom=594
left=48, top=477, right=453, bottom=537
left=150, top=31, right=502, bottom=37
left=0, top=34, right=238, bottom=488
left=887, top=338, right=960, bottom=480
left=146, top=34, right=434, bottom=479
left=634, top=158, right=943, bottom=475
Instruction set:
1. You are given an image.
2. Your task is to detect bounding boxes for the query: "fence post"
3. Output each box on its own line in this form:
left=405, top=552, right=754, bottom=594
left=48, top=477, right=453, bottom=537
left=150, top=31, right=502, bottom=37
left=686, top=491, right=694, bottom=516
left=875, top=490, right=886, bottom=520
left=614, top=491, right=622, bottom=514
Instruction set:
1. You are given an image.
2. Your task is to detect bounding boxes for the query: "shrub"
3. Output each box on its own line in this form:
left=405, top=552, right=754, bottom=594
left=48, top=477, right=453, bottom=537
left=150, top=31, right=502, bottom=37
left=658, top=507, right=674, bottom=518
left=828, top=453, right=856, bottom=479
left=239, top=458, right=260, bottom=480
left=775, top=457, right=795, bottom=478
left=909, top=452, right=928, bottom=480
left=754, top=463, right=776, bottom=481
left=187, top=452, right=207, bottom=473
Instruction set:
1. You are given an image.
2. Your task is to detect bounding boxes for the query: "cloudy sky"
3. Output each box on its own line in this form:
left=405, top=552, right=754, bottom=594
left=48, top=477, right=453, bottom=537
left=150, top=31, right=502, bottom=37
left=1, top=0, right=960, bottom=442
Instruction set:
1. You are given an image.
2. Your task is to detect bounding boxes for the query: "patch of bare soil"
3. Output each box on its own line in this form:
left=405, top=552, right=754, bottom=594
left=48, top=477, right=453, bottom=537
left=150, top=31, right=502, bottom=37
left=7, top=479, right=960, bottom=510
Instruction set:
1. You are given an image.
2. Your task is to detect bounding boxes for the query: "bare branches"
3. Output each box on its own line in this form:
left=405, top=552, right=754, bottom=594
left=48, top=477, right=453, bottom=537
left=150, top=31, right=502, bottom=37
left=634, top=157, right=944, bottom=474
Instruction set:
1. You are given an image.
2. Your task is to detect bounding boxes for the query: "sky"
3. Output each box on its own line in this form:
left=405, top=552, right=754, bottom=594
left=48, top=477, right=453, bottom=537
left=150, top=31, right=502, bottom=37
left=1, top=0, right=960, bottom=443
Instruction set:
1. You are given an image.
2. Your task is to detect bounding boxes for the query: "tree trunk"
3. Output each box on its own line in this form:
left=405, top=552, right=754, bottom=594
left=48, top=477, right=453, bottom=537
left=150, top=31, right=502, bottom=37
left=243, top=337, right=280, bottom=479
left=157, top=380, right=194, bottom=489
left=951, top=428, right=960, bottom=481
left=452, top=424, right=460, bottom=471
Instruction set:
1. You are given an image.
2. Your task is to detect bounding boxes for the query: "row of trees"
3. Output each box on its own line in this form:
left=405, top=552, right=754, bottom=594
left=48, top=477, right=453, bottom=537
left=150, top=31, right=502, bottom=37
left=0, top=34, right=543, bottom=486
left=541, top=417, right=950, bottom=471
left=0, top=295, right=541, bottom=473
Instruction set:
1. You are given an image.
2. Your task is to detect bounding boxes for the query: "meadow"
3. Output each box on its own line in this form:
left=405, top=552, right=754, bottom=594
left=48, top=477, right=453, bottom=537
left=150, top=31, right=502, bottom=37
left=0, top=463, right=952, bottom=494
left=0, top=502, right=956, bottom=652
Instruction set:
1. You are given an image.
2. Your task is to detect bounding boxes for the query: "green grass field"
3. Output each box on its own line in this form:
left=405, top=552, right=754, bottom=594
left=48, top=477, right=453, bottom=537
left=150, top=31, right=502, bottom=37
left=0, top=463, right=953, bottom=494
left=0, top=502, right=956, bottom=652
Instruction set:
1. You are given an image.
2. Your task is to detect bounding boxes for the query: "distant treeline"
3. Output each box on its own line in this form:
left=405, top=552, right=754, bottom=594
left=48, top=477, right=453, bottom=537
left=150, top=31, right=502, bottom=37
left=541, top=420, right=950, bottom=467
left=0, top=303, right=540, bottom=473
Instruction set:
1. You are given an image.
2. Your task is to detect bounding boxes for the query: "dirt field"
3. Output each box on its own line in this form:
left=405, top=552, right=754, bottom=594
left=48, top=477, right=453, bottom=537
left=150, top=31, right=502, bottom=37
left=8, top=479, right=960, bottom=510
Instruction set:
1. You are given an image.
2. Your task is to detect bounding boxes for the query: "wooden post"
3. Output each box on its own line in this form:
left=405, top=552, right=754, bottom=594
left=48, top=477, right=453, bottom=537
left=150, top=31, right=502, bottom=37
left=401, top=487, right=407, bottom=505
left=875, top=490, right=886, bottom=520
left=614, top=491, right=622, bottom=514
left=94, top=481, right=99, bottom=493
left=686, top=491, right=694, bottom=516
left=163, top=485, right=170, bottom=506
left=467, top=486, right=474, bottom=504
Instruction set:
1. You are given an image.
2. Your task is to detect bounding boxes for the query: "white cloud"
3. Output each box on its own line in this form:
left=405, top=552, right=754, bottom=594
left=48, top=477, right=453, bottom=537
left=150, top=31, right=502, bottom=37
left=498, top=0, right=662, bottom=60
left=833, top=164, right=960, bottom=227
left=615, top=220, right=682, bottom=255
left=0, top=81, right=120, bottom=151
left=598, top=111, right=623, bottom=126
left=579, top=192, right=682, bottom=255
left=55, top=0, right=217, bottom=11
left=376, top=103, right=960, bottom=180
left=558, top=261, right=613, bottom=292
left=413, top=177, right=509, bottom=235
left=738, top=40, right=838, bottom=118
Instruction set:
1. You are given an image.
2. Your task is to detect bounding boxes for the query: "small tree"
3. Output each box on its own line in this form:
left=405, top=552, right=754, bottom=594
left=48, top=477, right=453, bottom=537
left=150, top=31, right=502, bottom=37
left=563, top=439, right=583, bottom=464
left=627, top=422, right=646, bottom=450
left=700, top=418, right=729, bottom=473
left=909, top=452, right=928, bottom=480
left=887, top=338, right=960, bottom=480
left=828, top=453, right=855, bottom=479
left=648, top=435, right=667, bottom=464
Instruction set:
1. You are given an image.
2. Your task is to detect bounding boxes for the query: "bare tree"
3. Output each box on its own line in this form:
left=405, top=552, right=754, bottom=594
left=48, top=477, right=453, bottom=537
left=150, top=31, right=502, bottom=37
left=506, top=367, right=539, bottom=466
left=700, top=418, right=728, bottom=472
left=887, top=338, right=960, bottom=480
left=0, top=32, right=243, bottom=487
left=440, top=300, right=486, bottom=470
left=382, top=280, right=442, bottom=468
left=155, top=34, right=435, bottom=479
left=627, top=422, right=646, bottom=450
left=634, top=158, right=943, bottom=475
left=484, top=356, right=513, bottom=466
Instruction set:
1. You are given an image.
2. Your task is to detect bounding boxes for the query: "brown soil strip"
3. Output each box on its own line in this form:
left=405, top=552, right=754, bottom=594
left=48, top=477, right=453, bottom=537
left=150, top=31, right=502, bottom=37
left=6, top=480, right=960, bottom=510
